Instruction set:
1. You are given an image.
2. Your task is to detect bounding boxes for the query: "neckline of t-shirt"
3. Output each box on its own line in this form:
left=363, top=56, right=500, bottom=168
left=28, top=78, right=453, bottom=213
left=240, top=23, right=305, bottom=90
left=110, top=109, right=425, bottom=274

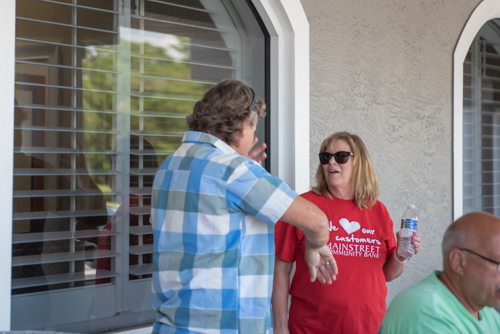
left=432, top=270, right=486, bottom=322
left=327, top=193, right=357, bottom=205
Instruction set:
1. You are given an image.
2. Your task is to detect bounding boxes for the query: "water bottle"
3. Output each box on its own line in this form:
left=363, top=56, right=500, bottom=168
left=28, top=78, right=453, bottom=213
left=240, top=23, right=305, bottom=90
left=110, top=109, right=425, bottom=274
left=397, top=204, right=418, bottom=259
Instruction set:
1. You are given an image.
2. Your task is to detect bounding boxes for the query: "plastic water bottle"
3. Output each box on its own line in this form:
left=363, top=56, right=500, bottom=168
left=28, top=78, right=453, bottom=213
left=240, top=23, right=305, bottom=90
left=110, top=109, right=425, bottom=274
left=397, top=204, right=418, bottom=259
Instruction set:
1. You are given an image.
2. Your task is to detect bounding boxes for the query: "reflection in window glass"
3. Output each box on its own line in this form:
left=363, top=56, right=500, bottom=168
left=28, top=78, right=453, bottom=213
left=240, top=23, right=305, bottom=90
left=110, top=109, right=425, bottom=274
left=12, top=0, right=267, bottom=331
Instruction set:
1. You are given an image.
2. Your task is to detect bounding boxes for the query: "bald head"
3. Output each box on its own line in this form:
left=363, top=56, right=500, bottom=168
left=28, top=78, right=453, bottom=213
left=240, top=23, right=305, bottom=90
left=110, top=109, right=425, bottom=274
left=442, top=212, right=500, bottom=267
left=439, top=212, right=500, bottom=314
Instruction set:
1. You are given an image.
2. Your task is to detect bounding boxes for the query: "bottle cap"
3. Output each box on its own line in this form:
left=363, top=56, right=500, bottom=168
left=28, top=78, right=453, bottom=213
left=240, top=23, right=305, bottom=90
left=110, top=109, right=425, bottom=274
left=407, top=204, right=416, bottom=210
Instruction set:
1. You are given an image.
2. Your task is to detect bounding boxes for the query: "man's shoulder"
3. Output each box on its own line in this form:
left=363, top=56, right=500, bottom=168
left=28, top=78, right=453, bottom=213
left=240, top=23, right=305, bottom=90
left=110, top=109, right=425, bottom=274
left=162, top=141, right=248, bottom=173
left=390, top=274, right=434, bottom=304
left=381, top=272, right=471, bottom=334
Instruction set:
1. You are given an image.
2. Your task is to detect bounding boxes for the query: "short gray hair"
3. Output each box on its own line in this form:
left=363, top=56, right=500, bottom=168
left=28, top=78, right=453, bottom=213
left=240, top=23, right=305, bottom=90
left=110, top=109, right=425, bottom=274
left=441, top=223, right=469, bottom=264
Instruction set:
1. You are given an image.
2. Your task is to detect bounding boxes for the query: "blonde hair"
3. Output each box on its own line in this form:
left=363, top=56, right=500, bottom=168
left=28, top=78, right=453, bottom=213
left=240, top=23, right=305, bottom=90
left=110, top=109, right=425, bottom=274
left=312, top=131, right=379, bottom=210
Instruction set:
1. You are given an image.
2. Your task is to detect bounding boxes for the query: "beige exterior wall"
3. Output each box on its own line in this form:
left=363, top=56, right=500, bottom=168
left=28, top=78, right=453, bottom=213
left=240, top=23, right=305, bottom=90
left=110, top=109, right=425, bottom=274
left=299, top=0, right=482, bottom=303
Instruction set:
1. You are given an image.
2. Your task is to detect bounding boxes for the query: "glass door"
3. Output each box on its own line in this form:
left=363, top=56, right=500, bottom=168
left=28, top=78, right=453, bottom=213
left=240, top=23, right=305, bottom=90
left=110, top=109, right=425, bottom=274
left=12, top=0, right=268, bottom=331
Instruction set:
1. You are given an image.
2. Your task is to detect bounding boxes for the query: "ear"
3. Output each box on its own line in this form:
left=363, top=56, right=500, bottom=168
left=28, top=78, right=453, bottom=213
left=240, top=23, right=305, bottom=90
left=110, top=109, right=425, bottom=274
left=449, top=249, right=466, bottom=275
left=230, top=131, right=242, bottom=150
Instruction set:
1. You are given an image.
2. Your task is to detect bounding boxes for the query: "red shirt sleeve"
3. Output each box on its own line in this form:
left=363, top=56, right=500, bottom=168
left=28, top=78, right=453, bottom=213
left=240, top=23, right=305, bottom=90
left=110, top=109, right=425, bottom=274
left=275, top=219, right=302, bottom=263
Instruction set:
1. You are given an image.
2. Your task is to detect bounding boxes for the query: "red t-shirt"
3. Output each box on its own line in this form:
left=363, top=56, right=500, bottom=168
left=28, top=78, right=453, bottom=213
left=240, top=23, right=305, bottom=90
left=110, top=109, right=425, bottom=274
left=275, top=191, right=397, bottom=334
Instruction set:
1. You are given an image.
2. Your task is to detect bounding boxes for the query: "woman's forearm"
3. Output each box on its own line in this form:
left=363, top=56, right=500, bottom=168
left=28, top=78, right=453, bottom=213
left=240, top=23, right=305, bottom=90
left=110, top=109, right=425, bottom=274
left=383, top=253, right=405, bottom=282
left=271, top=256, right=294, bottom=331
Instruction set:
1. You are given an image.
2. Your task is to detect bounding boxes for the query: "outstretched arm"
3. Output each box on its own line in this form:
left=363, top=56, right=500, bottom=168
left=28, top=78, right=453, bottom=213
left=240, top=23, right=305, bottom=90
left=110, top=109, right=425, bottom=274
left=280, top=196, right=337, bottom=283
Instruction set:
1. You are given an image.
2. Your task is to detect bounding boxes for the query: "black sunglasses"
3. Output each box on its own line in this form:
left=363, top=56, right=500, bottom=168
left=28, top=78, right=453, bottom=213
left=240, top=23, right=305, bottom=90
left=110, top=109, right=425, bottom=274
left=319, top=151, right=354, bottom=165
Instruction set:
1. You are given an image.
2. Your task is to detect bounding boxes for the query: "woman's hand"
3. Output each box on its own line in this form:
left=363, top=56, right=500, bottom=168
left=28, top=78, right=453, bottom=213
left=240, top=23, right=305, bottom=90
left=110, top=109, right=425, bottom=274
left=395, top=230, right=422, bottom=256
left=384, top=230, right=422, bottom=281
left=412, top=231, right=422, bottom=255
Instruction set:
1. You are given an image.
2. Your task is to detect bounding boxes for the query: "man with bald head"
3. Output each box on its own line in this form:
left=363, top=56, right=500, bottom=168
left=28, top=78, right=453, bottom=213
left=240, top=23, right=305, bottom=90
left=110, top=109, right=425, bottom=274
left=379, top=212, right=500, bottom=333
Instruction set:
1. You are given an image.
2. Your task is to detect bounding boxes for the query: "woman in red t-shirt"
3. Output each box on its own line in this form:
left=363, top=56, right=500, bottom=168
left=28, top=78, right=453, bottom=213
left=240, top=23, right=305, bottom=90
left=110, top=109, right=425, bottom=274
left=272, top=131, right=422, bottom=334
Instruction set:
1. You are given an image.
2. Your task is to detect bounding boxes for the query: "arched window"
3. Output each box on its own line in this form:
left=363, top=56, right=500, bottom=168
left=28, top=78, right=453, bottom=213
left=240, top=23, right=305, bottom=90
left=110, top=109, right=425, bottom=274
left=462, top=19, right=500, bottom=215
left=453, top=0, right=500, bottom=219
left=11, top=0, right=268, bottom=331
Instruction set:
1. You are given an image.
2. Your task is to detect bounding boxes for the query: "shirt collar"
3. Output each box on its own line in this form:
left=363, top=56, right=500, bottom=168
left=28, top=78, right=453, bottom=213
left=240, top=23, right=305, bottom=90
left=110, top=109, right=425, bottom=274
left=182, top=131, right=238, bottom=155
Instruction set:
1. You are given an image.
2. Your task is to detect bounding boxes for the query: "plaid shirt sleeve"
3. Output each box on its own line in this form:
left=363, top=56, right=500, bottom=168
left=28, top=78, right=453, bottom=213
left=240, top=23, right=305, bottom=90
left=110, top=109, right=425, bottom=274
left=225, top=159, right=297, bottom=226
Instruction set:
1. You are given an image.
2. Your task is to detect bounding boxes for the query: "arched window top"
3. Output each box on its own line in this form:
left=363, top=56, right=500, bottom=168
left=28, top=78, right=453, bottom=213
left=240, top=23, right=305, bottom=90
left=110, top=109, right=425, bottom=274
left=453, top=0, right=500, bottom=219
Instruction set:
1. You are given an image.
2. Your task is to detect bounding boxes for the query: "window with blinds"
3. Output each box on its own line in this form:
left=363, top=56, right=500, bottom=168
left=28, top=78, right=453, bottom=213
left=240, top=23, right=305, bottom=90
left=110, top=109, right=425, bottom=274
left=463, top=19, right=500, bottom=215
left=12, top=0, right=268, bottom=331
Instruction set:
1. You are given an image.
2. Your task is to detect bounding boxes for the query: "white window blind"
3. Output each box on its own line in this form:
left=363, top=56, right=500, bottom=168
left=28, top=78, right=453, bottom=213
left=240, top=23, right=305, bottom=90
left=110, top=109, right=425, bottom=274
left=12, top=0, right=267, bottom=331
left=463, top=19, right=500, bottom=215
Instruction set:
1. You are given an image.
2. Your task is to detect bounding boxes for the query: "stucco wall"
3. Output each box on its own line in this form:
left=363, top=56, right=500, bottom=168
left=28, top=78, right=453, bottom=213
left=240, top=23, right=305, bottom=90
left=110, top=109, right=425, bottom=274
left=300, top=0, right=482, bottom=303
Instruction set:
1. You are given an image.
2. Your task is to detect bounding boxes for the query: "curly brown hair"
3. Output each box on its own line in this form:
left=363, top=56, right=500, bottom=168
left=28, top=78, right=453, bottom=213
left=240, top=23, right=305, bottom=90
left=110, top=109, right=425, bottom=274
left=186, top=79, right=266, bottom=146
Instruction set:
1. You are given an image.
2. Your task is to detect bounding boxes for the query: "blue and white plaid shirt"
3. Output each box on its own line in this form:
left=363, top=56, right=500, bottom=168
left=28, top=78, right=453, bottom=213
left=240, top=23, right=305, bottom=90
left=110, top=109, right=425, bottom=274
left=151, top=131, right=297, bottom=334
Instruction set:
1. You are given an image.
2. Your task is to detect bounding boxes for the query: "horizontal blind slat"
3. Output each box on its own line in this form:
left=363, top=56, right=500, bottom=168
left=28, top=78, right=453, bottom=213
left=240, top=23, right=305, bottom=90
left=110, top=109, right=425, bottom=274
left=15, top=81, right=118, bottom=95
left=131, top=73, right=216, bottom=86
left=13, top=230, right=117, bottom=244
left=16, top=60, right=120, bottom=74
left=463, top=194, right=500, bottom=200
left=129, top=206, right=152, bottom=216
left=131, top=53, right=237, bottom=70
left=16, top=17, right=118, bottom=35
left=463, top=169, right=500, bottom=173
left=129, top=264, right=152, bottom=276
left=13, top=209, right=110, bottom=221
left=130, top=130, right=184, bottom=137
left=130, top=187, right=153, bottom=195
left=464, top=182, right=500, bottom=186
left=12, top=249, right=116, bottom=266
left=14, top=168, right=116, bottom=176
left=129, top=225, right=152, bottom=235
left=14, top=127, right=117, bottom=135
left=147, top=0, right=214, bottom=14
left=32, top=0, right=120, bottom=14
left=130, top=169, right=158, bottom=176
left=130, top=149, right=173, bottom=156
left=129, top=244, right=153, bottom=255
left=130, top=111, right=187, bottom=119
left=14, top=189, right=117, bottom=198
left=130, top=92, right=200, bottom=101
left=463, top=110, right=500, bottom=116
left=137, top=15, right=226, bottom=34
left=16, top=37, right=119, bottom=53
left=15, top=148, right=114, bottom=158
left=15, top=103, right=117, bottom=115
left=12, top=269, right=116, bottom=289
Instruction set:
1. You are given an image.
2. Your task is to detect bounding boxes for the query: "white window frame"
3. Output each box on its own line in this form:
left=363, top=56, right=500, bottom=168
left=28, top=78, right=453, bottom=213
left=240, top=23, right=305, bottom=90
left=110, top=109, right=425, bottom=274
left=253, top=0, right=310, bottom=194
left=453, top=0, right=500, bottom=220
left=0, top=0, right=309, bottom=330
left=0, top=1, right=15, bottom=330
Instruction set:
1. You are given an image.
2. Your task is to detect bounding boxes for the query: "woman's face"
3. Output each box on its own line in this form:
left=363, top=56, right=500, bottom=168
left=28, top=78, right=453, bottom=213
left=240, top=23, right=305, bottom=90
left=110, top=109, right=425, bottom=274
left=322, top=139, right=354, bottom=198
